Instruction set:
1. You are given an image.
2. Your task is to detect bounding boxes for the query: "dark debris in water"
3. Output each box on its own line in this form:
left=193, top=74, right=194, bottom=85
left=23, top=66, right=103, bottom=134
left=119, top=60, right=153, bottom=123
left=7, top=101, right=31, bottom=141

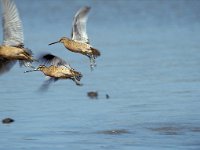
left=148, top=126, right=181, bottom=135
left=97, top=129, right=130, bottom=135
left=106, top=94, right=110, bottom=99
left=23, top=138, right=38, bottom=141
left=2, top=118, right=14, bottom=124
left=87, top=91, right=110, bottom=99
left=147, top=125, right=200, bottom=135
left=87, top=91, right=98, bottom=99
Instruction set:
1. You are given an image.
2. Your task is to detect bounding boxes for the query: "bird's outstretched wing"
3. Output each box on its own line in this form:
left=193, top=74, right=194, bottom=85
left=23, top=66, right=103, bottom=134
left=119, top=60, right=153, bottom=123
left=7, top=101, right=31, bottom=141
left=2, top=0, right=24, bottom=46
left=71, top=6, right=91, bottom=44
left=0, top=58, right=16, bottom=75
left=39, top=77, right=59, bottom=92
left=38, top=53, right=71, bottom=68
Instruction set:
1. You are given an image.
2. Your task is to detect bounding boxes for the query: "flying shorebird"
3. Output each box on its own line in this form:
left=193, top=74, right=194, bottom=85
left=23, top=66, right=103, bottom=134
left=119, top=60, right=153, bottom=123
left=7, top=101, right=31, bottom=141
left=49, top=6, right=101, bottom=70
left=24, top=53, right=83, bottom=91
left=0, top=0, right=34, bottom=75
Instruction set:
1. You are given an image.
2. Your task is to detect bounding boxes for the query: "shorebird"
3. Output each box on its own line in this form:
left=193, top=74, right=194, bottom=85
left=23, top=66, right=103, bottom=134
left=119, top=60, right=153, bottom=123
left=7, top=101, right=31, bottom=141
left=0, top=0, right=34, bottom=75
left=24, top=53, right=83, bottom=91
left=49, top=6, right=101, bottom=70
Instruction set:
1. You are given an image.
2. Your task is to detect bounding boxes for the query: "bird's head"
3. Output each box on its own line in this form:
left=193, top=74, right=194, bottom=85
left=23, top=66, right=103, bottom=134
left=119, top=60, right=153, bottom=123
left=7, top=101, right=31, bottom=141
left=24, top=65, right=46, bottom=73
left=37, top=65, right=46, bottom=71
left=59, top=37, right=70, bottom=43
left=48, top=37, right=70, bottom=45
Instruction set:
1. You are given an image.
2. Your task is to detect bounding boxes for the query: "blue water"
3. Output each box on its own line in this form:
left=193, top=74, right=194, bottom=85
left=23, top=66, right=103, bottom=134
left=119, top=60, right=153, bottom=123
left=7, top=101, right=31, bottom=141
left=0, top=0, right=200, bottom=149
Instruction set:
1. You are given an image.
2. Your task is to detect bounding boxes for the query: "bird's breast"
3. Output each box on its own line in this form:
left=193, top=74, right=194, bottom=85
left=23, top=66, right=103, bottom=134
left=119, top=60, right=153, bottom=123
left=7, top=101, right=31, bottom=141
left=64, top=40, right=90, bottom=53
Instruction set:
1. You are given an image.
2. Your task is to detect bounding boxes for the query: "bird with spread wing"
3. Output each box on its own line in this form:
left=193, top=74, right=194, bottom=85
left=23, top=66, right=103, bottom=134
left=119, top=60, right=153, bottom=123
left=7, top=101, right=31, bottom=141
left=49, top=6, right=101, bottom=71
left=24, top=53, right=83, bottom=91
left=0, top=0, right=34, bottom=75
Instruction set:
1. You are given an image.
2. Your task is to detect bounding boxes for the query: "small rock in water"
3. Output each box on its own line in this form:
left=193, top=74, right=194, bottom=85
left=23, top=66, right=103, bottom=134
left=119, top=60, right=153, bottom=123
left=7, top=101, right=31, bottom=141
left=2, top=118, right=14, bottom=124
left=106, top=94, right=110, bottom=99
left=87, top=91, right=98, bottom=99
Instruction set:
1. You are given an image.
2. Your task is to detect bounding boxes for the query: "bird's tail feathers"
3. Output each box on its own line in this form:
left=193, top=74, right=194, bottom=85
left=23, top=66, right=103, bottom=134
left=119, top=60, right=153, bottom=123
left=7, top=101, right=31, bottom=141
left=91, top=47, right=101, bottom=58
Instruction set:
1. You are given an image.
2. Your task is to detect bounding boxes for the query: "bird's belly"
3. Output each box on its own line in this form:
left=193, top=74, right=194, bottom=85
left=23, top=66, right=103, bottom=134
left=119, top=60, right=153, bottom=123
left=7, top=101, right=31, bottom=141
left=0, top=46, right=23, bottom=59
left=65, top=45, right=81, bottom=53
left=65, top=42, right=91, bottom=54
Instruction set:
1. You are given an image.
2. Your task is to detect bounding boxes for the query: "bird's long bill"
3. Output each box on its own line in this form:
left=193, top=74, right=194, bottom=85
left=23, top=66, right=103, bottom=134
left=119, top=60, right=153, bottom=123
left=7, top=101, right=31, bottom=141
left=24, top=69, right=38, bottom=73
left=49, top=41, right=59, bottom=45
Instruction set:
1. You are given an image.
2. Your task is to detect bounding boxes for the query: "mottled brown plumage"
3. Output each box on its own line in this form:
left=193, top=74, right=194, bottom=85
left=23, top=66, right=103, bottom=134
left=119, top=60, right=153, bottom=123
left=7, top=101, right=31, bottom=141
left=50, top=37, right=100, bottom=57
left=49, top=6, right=101, bottom=70
left=37, top=65, right=82, bottom=81
left=0, top=46, right=33, bottom=61
left=25, top=54, right=83, bottom=91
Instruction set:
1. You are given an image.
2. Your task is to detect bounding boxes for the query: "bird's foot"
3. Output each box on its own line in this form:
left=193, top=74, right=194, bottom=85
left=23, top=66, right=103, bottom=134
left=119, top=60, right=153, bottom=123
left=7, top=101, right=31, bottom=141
left=72, top=77, right=83, bottom=86
left=89, top=55, right=96, bottom=71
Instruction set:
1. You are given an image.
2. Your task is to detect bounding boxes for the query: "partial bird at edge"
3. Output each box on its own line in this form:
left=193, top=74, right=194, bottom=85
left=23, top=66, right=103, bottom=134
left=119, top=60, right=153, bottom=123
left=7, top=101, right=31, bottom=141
left=0, top=0, right=35, bottom=75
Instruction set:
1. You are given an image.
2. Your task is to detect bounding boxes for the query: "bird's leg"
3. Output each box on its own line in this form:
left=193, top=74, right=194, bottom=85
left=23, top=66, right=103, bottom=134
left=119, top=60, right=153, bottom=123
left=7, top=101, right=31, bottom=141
left=27, top=63, right=35, bottom=69
left=23, top=61, right=35, bottom=69
left=91, top=55, right=96, bottom=67
left=86, top=54, right=96, bottom=71
left=88, top=55, right=95, bottom=71
left=71, top=77, right=83, bottom=86
left=24, top=68, right=38, bottom=73
left=90, top=58, right=94, bottom=71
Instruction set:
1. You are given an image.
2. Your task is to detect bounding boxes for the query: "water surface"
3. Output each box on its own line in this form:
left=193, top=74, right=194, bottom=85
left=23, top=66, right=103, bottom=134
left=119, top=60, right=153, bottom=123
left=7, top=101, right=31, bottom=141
left=0, top=0, right=200, bottom=149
